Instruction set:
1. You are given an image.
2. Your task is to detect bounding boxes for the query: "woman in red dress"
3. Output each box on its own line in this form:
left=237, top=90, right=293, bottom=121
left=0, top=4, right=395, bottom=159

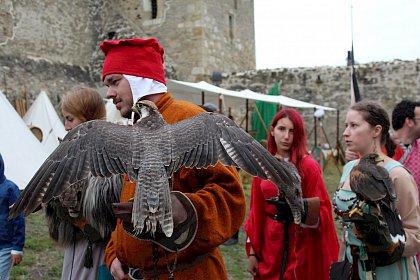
left=244, top=108, right=339, bottom=280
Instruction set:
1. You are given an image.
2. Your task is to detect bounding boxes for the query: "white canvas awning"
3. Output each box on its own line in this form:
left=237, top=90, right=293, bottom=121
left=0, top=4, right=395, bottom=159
left=0, top=91, right=49, bottom=189
left=23, top=91, right=67, bottom=154
left=167, top=79, right=336, bottom=111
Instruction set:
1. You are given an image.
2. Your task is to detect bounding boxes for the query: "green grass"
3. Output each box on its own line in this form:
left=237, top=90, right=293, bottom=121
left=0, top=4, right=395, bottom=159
left=10, top=160, right=342, bottom=280
left=10, top=212, right=63, bottom=280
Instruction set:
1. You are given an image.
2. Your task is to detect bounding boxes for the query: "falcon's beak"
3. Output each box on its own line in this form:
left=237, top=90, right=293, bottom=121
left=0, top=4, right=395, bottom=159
left=130, top=102, right=142, bottom=125
left=374, top=154, right=384, bottom=164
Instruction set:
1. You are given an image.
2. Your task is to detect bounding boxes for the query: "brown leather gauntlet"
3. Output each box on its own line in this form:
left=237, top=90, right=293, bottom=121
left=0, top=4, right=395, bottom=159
left=303, top=197, right=320, bottom=226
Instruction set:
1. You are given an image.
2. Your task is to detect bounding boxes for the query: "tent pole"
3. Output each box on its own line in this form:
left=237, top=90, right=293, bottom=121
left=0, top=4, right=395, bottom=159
left=313, top=108, right=317, bottom=148
left=336, top=109, right=339, bottom=154
left=245, top=99, right=249, bottom=132
left=218, top=94, right=223, bottom=114
left=201, top=91, right=205, bottom=105
left=254, top=105, right=269, bottom=134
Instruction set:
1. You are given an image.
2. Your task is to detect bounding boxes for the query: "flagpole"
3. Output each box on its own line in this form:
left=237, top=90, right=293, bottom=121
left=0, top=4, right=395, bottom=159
left=350, top=5, right=361, bottom=105
left=351, top=6, right=354, bottom=61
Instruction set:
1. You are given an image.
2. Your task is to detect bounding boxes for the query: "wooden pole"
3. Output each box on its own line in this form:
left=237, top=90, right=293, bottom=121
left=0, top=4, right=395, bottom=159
left=218, top=94, right=223, bottom=114
left=245, top=99, right=249, bottom=132
left=254, top=105, right=269, bottom=134
left=313, top=108, right=317, bottom=148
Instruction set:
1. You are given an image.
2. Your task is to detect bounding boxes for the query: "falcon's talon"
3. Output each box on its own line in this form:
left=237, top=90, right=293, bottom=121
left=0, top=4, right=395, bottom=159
left=348, top=207, right=363, bottom=218
left=348, top=200, right=366, bottom=218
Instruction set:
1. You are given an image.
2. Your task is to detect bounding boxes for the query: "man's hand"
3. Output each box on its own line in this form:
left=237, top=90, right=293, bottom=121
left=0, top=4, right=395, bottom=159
left=110, top=258, right=129, bottom=280
left=171, top=193, right=187, bottom=227
left=247, top=255, right=258, bottom=277
left=11, top=254, right=22, bottom=266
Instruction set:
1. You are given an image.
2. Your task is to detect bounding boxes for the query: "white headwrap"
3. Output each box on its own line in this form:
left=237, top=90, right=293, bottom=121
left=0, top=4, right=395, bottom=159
left=123, top=74, right=167, bottom=103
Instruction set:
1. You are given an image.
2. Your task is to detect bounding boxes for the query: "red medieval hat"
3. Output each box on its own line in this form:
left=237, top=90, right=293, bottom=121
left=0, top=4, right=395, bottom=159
left=100, top=38, right=166, bottom=85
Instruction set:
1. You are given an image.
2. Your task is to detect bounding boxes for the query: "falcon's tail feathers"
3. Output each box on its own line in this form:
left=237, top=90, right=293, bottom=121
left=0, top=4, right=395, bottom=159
left=382, top=206, right=406, bottom=244
left=133, top=167, right=173, bottom=237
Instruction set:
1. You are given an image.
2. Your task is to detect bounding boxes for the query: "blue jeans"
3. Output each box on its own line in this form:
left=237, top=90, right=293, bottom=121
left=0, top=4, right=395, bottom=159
left=0, top=247, right=12, bottom=280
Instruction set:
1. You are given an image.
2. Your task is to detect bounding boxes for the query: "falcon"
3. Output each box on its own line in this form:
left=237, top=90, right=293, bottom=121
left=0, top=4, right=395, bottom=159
left=348, top=153, right=405, bottom=245
left=9, top=100, right=303, bottom=237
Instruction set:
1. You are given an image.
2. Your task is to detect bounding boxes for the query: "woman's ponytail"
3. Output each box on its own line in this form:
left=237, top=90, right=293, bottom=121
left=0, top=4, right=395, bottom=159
left=384, top=133, right=396, bottom=158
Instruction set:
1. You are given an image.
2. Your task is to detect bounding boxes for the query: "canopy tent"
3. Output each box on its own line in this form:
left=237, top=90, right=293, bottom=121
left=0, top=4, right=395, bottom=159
left=167, top=80, right=246, bottom=114
left=167, top=79, right=336, bottom=134
left=0, top=91, right=49, bottom=189
left=23, top=91, right=67, bottom=154
left=167, top=79, right=336, bottom=111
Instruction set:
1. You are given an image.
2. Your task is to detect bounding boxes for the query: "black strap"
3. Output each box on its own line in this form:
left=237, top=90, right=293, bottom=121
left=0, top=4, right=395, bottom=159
left=279, top=221, right=290, bottom=280
left=164, top=249, right=178, bottom=280
left=152, top=243, right=160, bottom=280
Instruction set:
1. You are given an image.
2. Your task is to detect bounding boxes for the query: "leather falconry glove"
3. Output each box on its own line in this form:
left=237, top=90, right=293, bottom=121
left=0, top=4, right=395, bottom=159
left=266, top=196, right=320, bottom=225
left=343, top=211, right=401, bottom=253
left=112, top=191, right=198, bottom=253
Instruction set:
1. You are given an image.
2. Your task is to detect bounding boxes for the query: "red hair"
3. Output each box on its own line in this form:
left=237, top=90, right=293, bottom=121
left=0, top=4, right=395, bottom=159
left=267, top=108, right=308, bottom=169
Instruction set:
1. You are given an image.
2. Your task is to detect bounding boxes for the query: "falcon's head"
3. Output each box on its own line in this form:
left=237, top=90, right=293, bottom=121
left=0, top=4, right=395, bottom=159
left=360, top=153, right=384, bottom=165
left=132, top=100, right=159, bottom=121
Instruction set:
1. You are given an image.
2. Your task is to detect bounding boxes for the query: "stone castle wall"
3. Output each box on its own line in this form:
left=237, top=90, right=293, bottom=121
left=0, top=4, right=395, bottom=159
left=0, top=0, right=255, bottom=108
left=0, top=0, right=418, bottom=148
left=219, top=59, right=420, bottom=148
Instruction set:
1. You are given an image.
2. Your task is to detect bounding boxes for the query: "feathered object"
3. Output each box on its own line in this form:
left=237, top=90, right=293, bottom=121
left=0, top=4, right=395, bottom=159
left=10, top=100, right=303, bottom=237
left=349, top=153, right=405, bottom=246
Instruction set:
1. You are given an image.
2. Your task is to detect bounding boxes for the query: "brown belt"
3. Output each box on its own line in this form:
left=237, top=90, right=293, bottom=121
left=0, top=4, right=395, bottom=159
left=126, top=251, right=210, bottom=279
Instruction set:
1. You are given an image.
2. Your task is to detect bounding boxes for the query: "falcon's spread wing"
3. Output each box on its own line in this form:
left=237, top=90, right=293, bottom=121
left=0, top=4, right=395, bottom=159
left=10, top=100, right=304, bottom=239
left=9, top=120, right=139, bottom=234
left=160, top=111, right=303, bottom=223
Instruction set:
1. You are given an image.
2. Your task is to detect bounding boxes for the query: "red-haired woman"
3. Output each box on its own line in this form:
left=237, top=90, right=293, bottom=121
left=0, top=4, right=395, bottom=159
left=244, top=108, right=339, bottom=279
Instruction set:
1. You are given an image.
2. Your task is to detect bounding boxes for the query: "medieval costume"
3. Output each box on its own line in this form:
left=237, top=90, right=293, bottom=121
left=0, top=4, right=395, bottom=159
left=105, top=92, right=246, bottom=279
left=334, top=159, right=420, bottom=279
left=244, top=155, right=339, bottom=279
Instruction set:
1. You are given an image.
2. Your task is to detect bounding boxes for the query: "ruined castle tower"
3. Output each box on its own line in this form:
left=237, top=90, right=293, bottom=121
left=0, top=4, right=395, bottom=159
left=0, top=0, right=255, bottom=103
left=111, top=0, right=256, bottom=80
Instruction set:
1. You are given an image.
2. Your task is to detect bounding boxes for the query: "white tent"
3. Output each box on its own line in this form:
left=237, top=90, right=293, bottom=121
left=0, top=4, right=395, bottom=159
left=167, top=79, right=336, bottom=111
left=23, top=91, right=67, bottom=154
left=0, top=91, right=49, bottom=189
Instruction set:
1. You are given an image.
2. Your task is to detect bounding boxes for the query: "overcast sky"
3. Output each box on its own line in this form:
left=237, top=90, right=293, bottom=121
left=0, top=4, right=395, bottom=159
left=254, top=0, right=420, bottom=69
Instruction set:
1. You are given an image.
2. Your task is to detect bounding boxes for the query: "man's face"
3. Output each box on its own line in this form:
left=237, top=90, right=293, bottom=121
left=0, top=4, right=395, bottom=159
left=104, top=74, right=133, bottom=118
left=412, top=106, right=420, bottom=140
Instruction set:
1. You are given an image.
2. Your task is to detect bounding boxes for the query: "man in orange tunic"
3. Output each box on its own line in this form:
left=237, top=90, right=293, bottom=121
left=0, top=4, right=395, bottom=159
left=101, top=38, right=246, bottom=280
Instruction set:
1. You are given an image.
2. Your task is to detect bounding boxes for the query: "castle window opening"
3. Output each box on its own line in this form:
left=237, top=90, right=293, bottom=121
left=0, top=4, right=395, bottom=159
left=107, top=31, right=116, bottom=40
left=151, top=0, right=158, bottom=19
left=229, top=14, right=235, bottom=43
